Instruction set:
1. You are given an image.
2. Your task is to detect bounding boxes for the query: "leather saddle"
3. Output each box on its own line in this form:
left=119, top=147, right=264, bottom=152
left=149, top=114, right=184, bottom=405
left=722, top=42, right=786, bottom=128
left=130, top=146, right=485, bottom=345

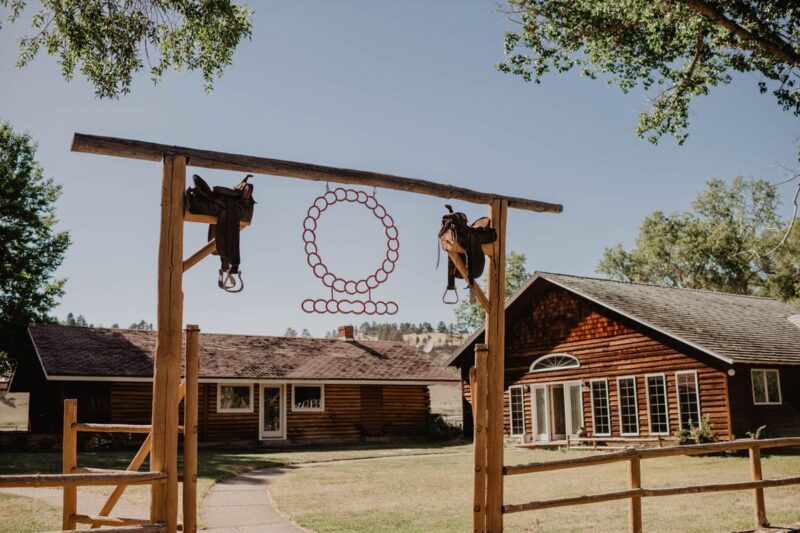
left=438, top=204, right=496, bottom=303
left=184, top=174, right=255, bottom=292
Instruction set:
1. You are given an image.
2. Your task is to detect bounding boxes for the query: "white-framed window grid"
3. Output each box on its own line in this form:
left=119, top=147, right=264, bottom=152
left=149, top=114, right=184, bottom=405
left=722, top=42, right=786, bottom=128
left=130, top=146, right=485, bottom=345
left=645, top=373, right=670, bottom=435
left=291, top=384, right=325, bottom=412
left=675, top=370, right=702, bottom=429
left=589, top=378, right=611, bottom=437
left=751, top=369, right=782, bottom=405
left=529, top=353, right=580, bottom=373
left=617, top=376, right=639, bottom=436
left=216, top=382, right=254, bottom=413
left=508, top=385, right=526, bottom=437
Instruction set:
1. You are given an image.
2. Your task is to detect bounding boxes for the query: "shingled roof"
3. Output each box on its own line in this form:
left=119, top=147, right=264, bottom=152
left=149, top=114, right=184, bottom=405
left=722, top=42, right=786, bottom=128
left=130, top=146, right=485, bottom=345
left=448, top=272, right=800, bottom=367
left=29, top=325, right=457, bottom=383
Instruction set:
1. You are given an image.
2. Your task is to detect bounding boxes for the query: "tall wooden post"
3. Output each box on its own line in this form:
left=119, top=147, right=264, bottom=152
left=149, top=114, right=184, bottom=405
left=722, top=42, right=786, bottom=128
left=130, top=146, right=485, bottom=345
left=628, top=457, right=642, bottom=533
left=485, top=199, right=507, bottom=532
left=62, top=399, right=78, bottom=530
left=472, top=345, right=489, bottom=532
left=183, top=324, right=200, bottom=533
left=749, top=446, right=767, bottom=527
left=150, top=154, right=186, bottom=533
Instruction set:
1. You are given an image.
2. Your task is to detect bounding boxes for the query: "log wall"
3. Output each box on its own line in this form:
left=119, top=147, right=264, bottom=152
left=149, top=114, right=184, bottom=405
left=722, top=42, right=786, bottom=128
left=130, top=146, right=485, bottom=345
left=107, top=381, right=430, bottom=444
left=461, top=286, right=733, bottom=439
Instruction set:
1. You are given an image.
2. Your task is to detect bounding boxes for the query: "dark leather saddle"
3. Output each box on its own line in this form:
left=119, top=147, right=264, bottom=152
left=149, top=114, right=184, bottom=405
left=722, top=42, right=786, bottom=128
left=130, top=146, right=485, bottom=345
left=185, top=174, right=255, bottom=292
left=438, top=204, right=496, bottom=303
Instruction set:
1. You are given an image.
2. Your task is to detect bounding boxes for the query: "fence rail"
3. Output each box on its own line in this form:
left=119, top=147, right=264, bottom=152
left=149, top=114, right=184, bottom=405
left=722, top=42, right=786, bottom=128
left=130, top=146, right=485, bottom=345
left=504, top=437, right=800, bottom=532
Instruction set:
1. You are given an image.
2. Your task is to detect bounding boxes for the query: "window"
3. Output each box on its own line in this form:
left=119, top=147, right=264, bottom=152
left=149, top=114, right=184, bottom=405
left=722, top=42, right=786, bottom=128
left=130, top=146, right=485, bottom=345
left=217, top=384, right=253, bottom=413
left=676, top=371, right=701, bottom=429
left=590, top=379, right=611, bottom=436
left=617, top=377, right=639, bottom=436
left=509, top=386, right=525, bottom=437
left=752, top=370, right=782, bottom=405
left=292, top=385, right=324, bottom=411
left=646, top=375, right=669, bottom=435
left=530, top=353, right=580, bottom=373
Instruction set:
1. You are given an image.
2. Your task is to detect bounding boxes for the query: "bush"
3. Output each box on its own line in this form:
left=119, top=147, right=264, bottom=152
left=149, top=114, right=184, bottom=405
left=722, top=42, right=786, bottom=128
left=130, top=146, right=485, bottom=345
left=675, top=415, right=716, bottom=445
left=425, top=414, right=462, bottom=441
left=746, top=425, right=769, bottom=440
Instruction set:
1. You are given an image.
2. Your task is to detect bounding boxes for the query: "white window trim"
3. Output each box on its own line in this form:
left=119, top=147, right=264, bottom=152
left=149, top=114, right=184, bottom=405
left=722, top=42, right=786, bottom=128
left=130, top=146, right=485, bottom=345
left=589, top=378, right=611, bottom=437
left=675, top=370, right=702, bottom=429
left=751, top=369, right=782, bottom=405
left=645, top=373, right=670, bottom=435
left=291, top=384, right=325, bottom=412
left=529, top=353, right=580, bottom=373
left=616, top=376, right=640, bottom=437
left=216, top=382, right=254, bottom=413
left=508, top=385, right=526, bottom=437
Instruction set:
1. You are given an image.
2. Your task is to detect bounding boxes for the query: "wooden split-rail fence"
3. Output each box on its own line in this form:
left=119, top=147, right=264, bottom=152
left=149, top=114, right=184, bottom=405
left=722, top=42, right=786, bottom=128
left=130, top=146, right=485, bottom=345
left=0, top=325, right=200, bottom=533
left=504, top=437, right=800, bottom=532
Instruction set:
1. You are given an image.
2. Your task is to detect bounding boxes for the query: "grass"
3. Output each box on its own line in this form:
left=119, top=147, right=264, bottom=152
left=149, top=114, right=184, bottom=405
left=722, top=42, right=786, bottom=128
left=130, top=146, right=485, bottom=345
left=270, top=446, right=800, bottom=533
left=0, top=440, right=470, bottom=532
left=3, top=442, right=799, bottom=532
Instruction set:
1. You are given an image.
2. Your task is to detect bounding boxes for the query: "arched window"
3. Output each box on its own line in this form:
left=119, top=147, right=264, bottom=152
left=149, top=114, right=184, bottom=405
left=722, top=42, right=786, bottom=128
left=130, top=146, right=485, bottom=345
left=530, top=353, right=580, bottom=373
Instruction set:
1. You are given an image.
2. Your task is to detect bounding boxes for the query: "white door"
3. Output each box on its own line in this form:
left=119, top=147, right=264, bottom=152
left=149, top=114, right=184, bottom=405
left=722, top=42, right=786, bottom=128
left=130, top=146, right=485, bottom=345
left=564, top=382, right=584, bottom=436
left=260, top=385, right=284, bottom=439
left=531, top=385, right=549, bottom=441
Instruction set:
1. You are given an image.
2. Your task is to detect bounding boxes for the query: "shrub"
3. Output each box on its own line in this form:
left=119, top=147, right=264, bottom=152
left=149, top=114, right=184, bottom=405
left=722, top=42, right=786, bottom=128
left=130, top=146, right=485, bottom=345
left=425, top=414, right=462, bottom=441
left=675, top=415, right=717, bottom=445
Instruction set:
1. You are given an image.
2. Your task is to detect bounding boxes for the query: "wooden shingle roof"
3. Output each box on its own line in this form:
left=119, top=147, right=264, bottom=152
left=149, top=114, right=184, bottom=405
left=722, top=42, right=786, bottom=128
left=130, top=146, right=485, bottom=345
left=448, top=272, right=800, bottom=366
left=29, top=324, right=457, bottom=383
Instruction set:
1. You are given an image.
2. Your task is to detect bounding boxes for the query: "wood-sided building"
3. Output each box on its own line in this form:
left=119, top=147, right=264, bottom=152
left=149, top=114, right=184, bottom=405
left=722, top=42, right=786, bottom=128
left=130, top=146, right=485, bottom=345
left=448, top=273, right=800, bottom=443
left=10, top=325, right=456, bottom=445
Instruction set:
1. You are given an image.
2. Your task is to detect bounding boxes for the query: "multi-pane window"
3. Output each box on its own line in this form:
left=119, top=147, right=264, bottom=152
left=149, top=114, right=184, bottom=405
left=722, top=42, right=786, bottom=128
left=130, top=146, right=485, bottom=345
left=217, top=384, right=253, bottom=413
left=752, top=370, right=782, bottom=405
left=617, top=377, right=639, bottom=435
left=590, top=380, right=611, bottom=436
left=676, top=371, right=701, bottom=429
left=292, top=385, right=324, bottom=411
left=509, top=386, right=525, bottom=436
left=646, top=375, right=669, bottom=434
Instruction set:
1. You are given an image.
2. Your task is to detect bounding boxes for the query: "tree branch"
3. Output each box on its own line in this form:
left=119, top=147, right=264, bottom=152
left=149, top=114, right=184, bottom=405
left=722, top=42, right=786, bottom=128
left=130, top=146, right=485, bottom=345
left=680, top=0, right=800, bottom=66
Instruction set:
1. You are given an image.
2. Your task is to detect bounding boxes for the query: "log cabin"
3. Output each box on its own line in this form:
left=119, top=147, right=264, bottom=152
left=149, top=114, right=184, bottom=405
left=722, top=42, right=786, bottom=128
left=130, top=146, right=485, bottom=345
left=10, top=325, right=457, bottom=445
left=448, top=273, right=800, bottom=444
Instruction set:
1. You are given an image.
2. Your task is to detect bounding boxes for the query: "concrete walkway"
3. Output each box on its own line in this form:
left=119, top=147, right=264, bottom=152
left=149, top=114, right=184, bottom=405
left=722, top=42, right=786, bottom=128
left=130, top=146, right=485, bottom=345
left=200, top=466, right=308, bottom=533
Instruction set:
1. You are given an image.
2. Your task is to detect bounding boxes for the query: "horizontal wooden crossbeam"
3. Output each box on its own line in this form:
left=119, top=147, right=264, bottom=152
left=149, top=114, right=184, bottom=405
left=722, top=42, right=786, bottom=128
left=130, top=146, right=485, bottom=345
left=503, top=476, right=800, bottom=514
left=71, top=133, right=563, bottom=213
left=0, top=471, right=167, bottom=488
left=73, top=423, right=184, bottom=434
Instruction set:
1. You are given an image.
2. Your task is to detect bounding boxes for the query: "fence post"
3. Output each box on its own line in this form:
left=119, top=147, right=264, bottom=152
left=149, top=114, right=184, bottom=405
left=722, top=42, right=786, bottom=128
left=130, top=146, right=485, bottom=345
left=62, top=399, right=78, bottom=530
left=183, top=325, right=200, bottom=533
left=749, top=446, right=767, bottom=527
left=473, top=344, right=489, bottom=532
left=628, top=456, right=642, bottom=533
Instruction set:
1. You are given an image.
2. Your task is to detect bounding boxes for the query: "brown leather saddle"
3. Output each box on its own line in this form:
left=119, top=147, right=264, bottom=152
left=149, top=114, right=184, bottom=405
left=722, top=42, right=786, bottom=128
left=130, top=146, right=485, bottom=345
left=185, top=174, right=255, bottom=292
left=438, top=204, right=496, bottom=303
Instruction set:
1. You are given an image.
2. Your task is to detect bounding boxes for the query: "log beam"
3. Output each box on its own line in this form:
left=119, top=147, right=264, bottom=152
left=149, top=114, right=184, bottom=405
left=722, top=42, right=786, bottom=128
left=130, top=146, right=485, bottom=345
left=150, top=154, right=186, bottom=533
left=70, top=133, right=562, bottom=214
left=484, top=199, right=507, bottom=532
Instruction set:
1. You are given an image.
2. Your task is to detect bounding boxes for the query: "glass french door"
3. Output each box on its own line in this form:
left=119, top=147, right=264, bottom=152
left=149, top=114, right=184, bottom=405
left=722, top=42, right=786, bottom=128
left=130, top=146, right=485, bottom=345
left=260, top=385, right=284, bottom=439
left=531, top=382, right=584, bottom=441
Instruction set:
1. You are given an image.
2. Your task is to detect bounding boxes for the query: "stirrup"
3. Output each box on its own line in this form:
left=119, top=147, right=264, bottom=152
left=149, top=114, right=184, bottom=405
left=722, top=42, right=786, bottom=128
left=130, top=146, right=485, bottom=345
left=218, top=270, right=245, bottom=293
left=442, top=287, right=458, bottom=304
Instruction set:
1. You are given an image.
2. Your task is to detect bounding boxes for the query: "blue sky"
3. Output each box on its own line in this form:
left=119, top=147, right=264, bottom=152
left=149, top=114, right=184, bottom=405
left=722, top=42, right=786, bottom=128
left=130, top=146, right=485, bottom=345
left=1, top=1, right=798, bottom=336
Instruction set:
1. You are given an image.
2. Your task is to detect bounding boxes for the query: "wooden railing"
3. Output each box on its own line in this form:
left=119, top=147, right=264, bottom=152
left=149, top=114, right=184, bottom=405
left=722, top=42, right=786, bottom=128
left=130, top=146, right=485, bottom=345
left=0, top=325, right=200, bottom=533
left=504, top=437, right=800, bottom=532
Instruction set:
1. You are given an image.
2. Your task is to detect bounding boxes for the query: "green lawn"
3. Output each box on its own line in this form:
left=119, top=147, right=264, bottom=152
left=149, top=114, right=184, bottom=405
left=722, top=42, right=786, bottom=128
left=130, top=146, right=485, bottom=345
left=0, top=440, right=471, bottom=532
left=2, top=442, right=799, bottom=533
left=270, top=446, right=800, bottom=533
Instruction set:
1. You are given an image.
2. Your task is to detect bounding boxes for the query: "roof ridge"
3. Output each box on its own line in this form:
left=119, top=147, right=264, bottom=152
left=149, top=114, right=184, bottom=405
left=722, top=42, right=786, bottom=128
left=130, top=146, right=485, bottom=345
left=539, top=272, right=783, bottom=302
left=30, top=323, right=409, bottom=343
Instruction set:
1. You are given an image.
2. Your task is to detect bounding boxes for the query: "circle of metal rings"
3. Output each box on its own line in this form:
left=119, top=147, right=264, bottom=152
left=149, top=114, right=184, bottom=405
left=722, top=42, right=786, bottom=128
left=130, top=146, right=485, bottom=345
left=301, top=187, right=399, bottom=315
